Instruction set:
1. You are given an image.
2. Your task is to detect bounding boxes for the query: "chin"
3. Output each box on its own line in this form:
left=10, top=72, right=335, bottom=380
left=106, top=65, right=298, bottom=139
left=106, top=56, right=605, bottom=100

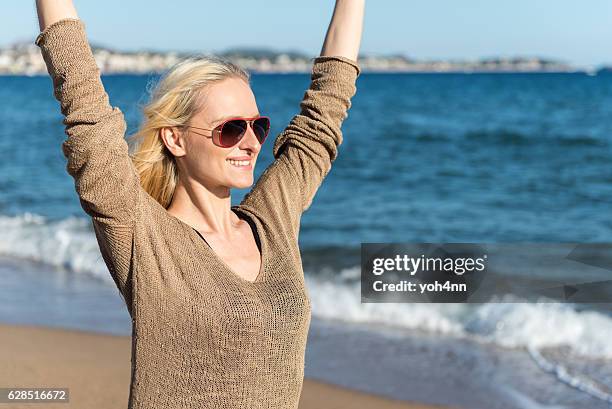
left=232, top=177, right=255, bottom=189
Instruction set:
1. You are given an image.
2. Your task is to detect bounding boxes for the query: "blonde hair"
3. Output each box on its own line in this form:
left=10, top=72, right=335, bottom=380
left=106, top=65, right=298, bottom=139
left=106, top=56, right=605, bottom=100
left=128, top=55, right=250, bottom=209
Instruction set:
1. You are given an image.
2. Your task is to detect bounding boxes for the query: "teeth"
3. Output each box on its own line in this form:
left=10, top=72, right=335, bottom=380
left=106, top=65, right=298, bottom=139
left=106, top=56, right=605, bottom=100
left=227, top=159, right=250, bottom=166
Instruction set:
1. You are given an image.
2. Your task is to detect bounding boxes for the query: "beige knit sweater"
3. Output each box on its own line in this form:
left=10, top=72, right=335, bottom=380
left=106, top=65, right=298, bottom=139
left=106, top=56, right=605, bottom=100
left=35, top=18, right=360, bottom=409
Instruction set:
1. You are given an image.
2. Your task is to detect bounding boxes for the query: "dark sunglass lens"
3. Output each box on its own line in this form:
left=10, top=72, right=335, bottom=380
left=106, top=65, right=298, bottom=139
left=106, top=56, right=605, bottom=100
left=220, top=120, right=247, bottom=147
left=253, top=117, right=270, bottom=143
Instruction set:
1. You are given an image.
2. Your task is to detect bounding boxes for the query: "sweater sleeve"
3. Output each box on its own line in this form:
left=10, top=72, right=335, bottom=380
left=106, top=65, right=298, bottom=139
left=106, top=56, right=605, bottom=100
left=239, top=56, right=360, bottom=238
left=35, top=18, right=141, bottom=307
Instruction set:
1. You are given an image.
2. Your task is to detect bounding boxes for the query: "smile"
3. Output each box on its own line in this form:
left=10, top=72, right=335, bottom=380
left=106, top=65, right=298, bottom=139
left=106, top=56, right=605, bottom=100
left=226, top=159, right=252, bottom=170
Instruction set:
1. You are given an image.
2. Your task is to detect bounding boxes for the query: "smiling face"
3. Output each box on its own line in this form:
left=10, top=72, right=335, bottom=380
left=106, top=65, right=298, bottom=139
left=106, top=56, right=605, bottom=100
left=167, top=76, right=263, bottom=193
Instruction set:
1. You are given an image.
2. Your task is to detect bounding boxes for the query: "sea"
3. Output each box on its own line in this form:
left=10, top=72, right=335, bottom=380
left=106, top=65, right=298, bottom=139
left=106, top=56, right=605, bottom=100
left=1, top=71, right=611, bottom=409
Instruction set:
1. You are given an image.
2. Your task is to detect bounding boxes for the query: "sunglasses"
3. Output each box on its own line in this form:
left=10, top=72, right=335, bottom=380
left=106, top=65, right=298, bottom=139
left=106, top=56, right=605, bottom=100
left=184, top=116, right=271, bottom=148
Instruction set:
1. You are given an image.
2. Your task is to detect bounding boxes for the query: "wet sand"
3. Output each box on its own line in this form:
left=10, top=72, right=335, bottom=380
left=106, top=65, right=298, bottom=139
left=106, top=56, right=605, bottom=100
left=0, top=323, right=453, bottom=409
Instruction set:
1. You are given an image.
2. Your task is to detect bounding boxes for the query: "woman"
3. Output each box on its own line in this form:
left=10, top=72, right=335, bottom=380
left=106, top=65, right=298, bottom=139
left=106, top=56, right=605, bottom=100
left=35, top=0, right=364, bottom=407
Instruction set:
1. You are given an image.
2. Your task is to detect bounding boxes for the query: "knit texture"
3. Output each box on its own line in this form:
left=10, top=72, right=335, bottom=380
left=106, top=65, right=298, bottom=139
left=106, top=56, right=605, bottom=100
left=35, top=18, right=360, bottom=409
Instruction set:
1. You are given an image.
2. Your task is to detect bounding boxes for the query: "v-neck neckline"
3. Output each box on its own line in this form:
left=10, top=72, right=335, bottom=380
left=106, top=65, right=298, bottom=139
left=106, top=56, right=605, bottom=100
left=171, top=206, right=266, bottom=285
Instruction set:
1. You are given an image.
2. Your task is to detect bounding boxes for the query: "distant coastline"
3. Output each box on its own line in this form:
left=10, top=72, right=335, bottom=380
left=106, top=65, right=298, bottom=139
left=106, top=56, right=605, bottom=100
left=0, top=42, right=607, bottom=75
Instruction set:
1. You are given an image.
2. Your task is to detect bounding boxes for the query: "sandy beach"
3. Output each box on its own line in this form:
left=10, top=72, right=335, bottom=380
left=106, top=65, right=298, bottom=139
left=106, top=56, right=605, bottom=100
left=0, top=323, right=453, bottom=409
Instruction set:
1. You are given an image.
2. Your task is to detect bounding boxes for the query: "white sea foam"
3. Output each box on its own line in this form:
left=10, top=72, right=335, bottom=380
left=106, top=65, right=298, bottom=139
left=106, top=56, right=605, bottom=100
left=2, top=212, right=612, bottom=362
left=306, top=267, right=464, bottom=335
left=0, top=213, right=111, bottom=283
left=465, top=298, right=612, bottom=358
left=528, top=346, right=612, bottom=404
left=306, top=268, right=612, bottom=361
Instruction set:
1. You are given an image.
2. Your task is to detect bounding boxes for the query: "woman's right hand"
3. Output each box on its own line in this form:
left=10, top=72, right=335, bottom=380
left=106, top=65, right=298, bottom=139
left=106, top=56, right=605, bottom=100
left=35, top=0, right=79, bottom=31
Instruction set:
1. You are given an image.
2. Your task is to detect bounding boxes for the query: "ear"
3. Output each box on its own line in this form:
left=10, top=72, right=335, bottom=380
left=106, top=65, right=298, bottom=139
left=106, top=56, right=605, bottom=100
left=160, top=127, right=186, bottom=157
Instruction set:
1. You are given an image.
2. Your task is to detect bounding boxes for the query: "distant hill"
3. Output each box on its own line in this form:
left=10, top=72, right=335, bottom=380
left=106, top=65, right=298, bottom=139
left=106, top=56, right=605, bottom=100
left=597, top=67, right=612, bottom=75
left=218, top=47, right=308, bottom=60
left=0, top=41, right=589, bottom=75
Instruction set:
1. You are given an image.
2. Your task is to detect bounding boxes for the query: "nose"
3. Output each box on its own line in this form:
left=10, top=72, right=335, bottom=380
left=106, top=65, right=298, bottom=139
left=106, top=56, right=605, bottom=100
left=240, top=123, right=262, bottom=152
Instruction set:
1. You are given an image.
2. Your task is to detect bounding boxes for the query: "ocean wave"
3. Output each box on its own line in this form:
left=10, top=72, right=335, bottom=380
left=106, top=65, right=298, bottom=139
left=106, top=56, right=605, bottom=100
left=305, top=267, right=612, bottom=361
left=2, top=212, right=612, bottom=361
left=0, top=213, right=111, bottom=282
left=528, top=346, right=612, bottom=404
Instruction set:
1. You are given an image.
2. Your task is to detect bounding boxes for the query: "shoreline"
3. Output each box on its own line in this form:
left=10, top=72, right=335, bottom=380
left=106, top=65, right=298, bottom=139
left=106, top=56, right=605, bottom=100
left=0, top=322, right=454, bottom=409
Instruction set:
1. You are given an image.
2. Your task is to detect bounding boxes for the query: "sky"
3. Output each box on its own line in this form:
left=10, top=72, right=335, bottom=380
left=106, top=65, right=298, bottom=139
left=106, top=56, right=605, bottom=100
left=4, top=0, right=612, bottom=68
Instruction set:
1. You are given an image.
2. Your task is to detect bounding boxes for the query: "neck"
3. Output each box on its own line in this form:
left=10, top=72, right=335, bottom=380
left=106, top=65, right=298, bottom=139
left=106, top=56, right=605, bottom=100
left=166, top=177, right=240, bottom=236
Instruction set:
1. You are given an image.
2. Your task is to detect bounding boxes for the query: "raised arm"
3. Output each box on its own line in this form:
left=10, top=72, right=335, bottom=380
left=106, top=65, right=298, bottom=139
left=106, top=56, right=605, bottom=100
left=238, top=0, right=365, bottom=239
left=320, top=0, right=365, bottom=60
left=35, top=0, right=78, bottom=30
left=34, top=0, right=143, bottom=308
